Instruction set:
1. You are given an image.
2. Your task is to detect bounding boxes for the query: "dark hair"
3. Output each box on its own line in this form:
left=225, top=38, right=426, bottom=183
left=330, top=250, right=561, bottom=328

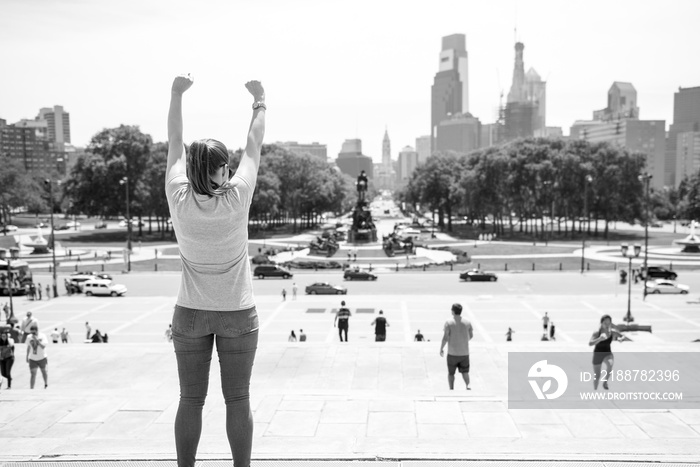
left=451, top=303, right=463, bottom=315
left=600, top=314, right=612, bottom=324
left=186, top=139, right=230, bottom=196
left=341, top=301, right=346, bottom=306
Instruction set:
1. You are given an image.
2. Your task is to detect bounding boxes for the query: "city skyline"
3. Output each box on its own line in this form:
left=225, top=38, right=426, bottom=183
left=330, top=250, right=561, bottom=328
left=1, top=0, right=699, bottom=164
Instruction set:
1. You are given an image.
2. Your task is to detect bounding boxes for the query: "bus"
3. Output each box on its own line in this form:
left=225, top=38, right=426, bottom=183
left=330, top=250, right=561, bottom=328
left=0, top=259, right=32, bottom=296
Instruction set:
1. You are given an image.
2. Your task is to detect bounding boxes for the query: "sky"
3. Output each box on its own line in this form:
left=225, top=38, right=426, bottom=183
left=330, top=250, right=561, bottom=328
left=1, top=0, right=699, bottom=163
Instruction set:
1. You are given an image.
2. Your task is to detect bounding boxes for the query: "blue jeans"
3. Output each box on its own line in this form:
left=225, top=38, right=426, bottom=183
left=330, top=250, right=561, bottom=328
left=172, top=305, right=259, bottom=467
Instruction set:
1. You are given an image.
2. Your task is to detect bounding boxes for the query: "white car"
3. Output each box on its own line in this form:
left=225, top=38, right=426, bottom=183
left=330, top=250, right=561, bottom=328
left=82, top=279, right=127, bottom=297
left=645, top=279, right=689, bottom=294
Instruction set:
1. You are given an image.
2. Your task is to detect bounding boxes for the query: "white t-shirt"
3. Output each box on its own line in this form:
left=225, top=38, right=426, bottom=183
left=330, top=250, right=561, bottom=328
left=26, top=333, right=48, bottom=361
left=166, top=173, right=255, bottom=311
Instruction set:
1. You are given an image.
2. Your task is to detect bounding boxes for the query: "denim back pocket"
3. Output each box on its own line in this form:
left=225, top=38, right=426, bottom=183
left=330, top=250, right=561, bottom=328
left=218, top=307, right=259, bottom=337
left=172, top=305, right=197, bottom=335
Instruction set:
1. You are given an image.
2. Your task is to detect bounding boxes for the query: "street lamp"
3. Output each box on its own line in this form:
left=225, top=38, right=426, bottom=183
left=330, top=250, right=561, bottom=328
left=638, top=173, right=652, bottom=300
left=119, top=176, right=132, bottom=272
left=621, top=243, right=641, bottom=323
left=581, top=174, right=593, bottom=273
left=43, top=179, right=59, bottom=298
left=0, top=247, right=20, bottom=317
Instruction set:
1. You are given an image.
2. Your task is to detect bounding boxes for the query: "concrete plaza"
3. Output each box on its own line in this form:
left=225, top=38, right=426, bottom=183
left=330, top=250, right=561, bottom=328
left=1, top=275, right=699, bottom=465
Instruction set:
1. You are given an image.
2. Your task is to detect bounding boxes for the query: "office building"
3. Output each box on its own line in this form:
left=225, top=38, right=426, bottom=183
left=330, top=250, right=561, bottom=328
left=335, top=139, right=373, bottom=179
left=577, top=119, right=665, bottom=190
left=0, top=118, right=66, bottom=175
left=436, top=113, right=481, bottom=154
left=676, top=131, right=700, bottom=184
left=277, top=141, right=327, bottom=161
left=480, top=123, right=500, bottom=148
left=397, top=146, right=419, bottom=185
left=415, top=135, right=431, bottom=164
left=38, top=105, right=71, bottom=144
left=667, top=86, right=700, bottom=187
left=593, top=82, right=639, bottom=121
left=431, top=34, right=469, bottom=152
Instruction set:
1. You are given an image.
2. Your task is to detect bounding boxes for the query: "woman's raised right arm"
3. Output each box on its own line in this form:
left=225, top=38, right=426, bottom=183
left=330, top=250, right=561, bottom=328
left=166, top=74, right=194, bottom=182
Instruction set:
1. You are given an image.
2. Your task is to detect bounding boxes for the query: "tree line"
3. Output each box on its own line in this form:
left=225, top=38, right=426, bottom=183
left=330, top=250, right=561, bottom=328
left=0, top=125, right=361, bottom=235
left=396, top=138, right=691, bottom=239
left=2, top=130, right=698, bottom=239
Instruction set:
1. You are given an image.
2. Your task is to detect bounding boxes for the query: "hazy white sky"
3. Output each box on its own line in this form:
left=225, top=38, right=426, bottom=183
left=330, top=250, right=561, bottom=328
left=2, top=0, right=699, bottom=163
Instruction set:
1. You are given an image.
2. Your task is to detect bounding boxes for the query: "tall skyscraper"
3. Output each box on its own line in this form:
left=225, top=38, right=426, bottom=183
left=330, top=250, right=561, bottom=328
left=38, top=105, right=71, bottom=144
left=503, top=42, right=546, bottom=142
left=667, top=86, right=700, bottom=187
left=431, top=34, right=469, bottom=152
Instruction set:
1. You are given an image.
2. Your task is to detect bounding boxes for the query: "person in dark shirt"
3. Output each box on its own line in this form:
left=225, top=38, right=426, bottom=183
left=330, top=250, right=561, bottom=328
left=414, top=330, right=424, bottom=342
left=371, top=310, right=389, bottom=342
left=334, top=301, right=351, bottom=342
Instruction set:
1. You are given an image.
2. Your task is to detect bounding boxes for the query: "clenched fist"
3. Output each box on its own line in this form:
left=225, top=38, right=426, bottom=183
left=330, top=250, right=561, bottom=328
left=172, top=73, right=194, bottom=95
left=245, top=80, right=265, bottom=101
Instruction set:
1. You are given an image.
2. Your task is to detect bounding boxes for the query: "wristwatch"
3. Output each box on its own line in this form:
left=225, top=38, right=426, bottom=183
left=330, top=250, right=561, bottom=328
left=252, top=101, right=266, bottom=110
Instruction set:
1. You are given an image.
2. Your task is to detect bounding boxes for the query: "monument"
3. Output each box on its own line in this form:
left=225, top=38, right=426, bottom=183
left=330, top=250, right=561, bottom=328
left=348, top=170, right=377, bottom=243
left=674, top=220, right=700, bottom=253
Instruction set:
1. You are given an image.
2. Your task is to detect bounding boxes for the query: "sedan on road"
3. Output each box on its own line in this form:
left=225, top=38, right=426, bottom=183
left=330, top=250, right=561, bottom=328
left=343, top=268, right=378, bottom=281
left=305, top=282, right=348, bottom=295
left=459, top=269, right=498, bottom=282
left=645, top=279, right=689, bottom=294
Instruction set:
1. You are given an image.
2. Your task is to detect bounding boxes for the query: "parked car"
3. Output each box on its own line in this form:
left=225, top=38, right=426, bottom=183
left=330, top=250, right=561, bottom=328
left=343, top=268, right=377, bottom=281
left=82, top=279, right=127, bottom=297
left=459, top=269, right=498, bottom=282
left=305, top=282, right=347, bottom=295
left=94, top=221, right=108, bottom=229
left=65, top=221, right=81, bottom=229
left=0, top=224, right=18, bottom=233
left=639, top=266, right=677, bottom=281
left=55, top=224, right=71, bottom=231
left=253, top=265, right=293, bottom=279
left=67, top=273, right=98, bottom=293
left=119, top=219, right=145, bottom=228
left=72, top=271, right=112, bottom=281
left=645, top=279, right=689, bottom=294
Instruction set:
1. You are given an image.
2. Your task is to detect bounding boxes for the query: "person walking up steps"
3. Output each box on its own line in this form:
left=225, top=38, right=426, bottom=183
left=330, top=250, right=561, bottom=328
left=440, top=303, right=474, bottom=390
left=334, top=300, right=351, bottom=342
left=25, top=324, right=48, bottom=389
left=371, top=310, right=389, bottom=342
left=165, top=73, right=265, bottom=467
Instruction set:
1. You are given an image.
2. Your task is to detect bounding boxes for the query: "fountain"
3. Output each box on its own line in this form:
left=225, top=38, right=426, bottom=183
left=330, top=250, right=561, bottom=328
left=674, top=220, right=700, bottom=253
left=21, top=228, right=51, bottom=254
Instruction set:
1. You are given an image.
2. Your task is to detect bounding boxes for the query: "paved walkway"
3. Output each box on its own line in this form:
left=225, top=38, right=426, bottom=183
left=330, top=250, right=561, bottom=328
left=0, top=339, right=698, bottom=464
